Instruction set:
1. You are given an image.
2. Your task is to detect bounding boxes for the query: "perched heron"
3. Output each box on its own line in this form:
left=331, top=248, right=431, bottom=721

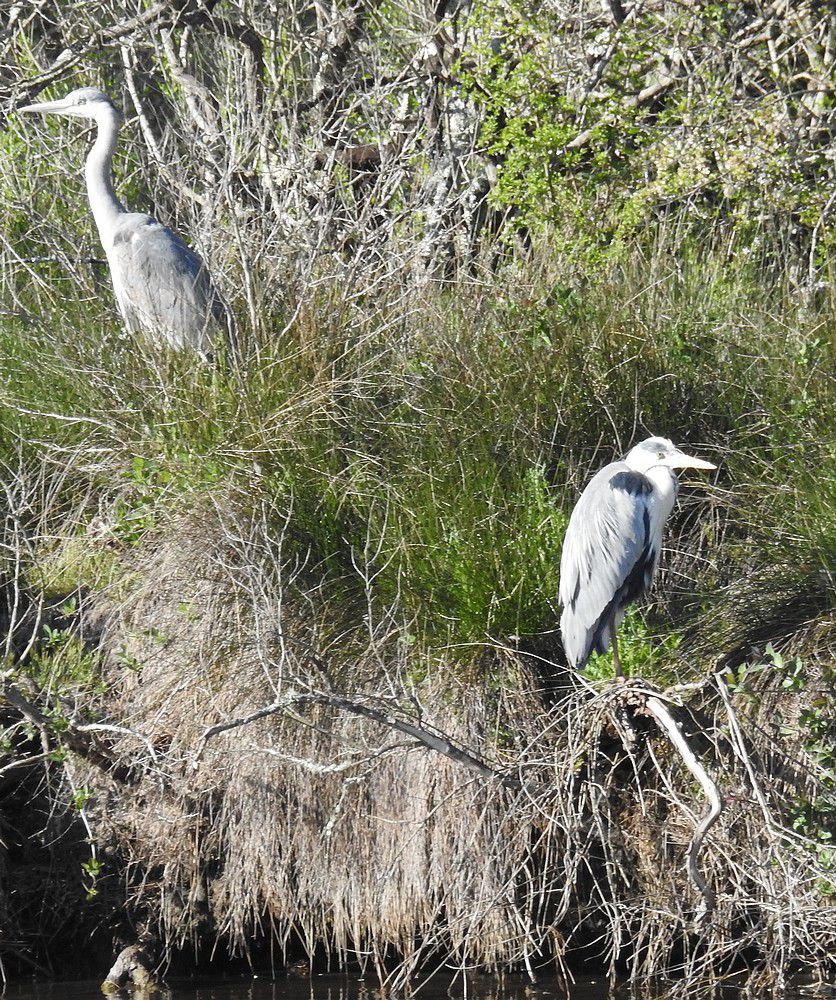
left=19, top=87, right=233, bottom=358
left=559, top=437, right=716, bottom=677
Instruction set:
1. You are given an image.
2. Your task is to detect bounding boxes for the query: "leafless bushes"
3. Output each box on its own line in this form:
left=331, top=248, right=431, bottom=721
left=4, top=0, right=498, bottom=333
left=7, top=0, right=836, bottom=338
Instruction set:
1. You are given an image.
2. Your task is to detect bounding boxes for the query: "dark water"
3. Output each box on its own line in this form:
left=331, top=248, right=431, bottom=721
left=0, top=973, right=828, bottom=1000
left=0, top=974, right=614, bottom=1000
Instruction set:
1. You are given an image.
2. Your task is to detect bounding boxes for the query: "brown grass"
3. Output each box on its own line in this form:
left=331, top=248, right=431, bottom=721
left=54, top=494, right=834, bottom=993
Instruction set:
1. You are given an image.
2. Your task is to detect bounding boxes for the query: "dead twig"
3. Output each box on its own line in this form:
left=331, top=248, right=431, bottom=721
left=194, top=689, right=524, bottom=790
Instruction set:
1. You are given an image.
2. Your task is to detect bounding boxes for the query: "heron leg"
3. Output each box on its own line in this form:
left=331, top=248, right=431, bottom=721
left=611, top=619, right=624, bottom=679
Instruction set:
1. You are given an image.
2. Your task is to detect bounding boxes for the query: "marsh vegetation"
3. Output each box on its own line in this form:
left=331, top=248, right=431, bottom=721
left=0, top=0, right=833, bottom=993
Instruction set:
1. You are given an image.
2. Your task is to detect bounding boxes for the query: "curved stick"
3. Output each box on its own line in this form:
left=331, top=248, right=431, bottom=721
left=194, top=690, right=524, bottom=791
left=644, top=695, right=723, bottom=924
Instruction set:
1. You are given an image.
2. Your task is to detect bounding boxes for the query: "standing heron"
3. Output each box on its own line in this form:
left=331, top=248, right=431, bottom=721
left=559, top=437, right=716, bottom=677
left=19, top=87, right=233, bottom=359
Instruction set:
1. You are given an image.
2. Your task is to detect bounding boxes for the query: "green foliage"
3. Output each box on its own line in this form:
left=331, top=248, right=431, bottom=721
left=583, top=608, right=682, bottom=683
left=768, top=646, right=836, bottom=877
left=72, top=786, right=93, bottom=810
left=1, top=231, right=833, bottom=675
left=37, top=535, right=122, bottom=600
left=29, top=620, right=104, bottom=695
left=726, top=646, right=836, bottom=890
left=113, top=455, right=190, bottom=545
left=461, top=0, right=836, bottom=260
left=376, top=462, right=566, bottom=642
left=81, top=855, right=104, bottom=901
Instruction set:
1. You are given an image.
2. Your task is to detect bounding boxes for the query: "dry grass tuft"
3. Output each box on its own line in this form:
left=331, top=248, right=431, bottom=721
left=50, top=496, right=832, bottom=991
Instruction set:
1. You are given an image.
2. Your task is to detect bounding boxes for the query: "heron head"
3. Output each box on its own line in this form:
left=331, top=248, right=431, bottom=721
left=626, top=437, right=717, bottom=474
left=18, top=87, right=121, bottom=124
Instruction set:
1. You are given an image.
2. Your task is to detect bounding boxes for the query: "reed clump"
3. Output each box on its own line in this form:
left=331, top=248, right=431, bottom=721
left=59, top=488, right=832, bottom=990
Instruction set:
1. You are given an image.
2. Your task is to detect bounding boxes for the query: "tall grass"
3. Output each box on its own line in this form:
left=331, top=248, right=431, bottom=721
left=1, top=227, right=832, bottom=676
left=1, top=191, right=834, bottom=990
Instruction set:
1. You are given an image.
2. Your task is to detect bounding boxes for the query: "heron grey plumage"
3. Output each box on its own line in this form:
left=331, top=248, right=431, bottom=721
left=19, top=87, right=233, bottom=358
left=559, top=437, right=716, bottom=677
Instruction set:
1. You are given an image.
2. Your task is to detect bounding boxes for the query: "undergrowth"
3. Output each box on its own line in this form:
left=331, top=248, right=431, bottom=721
left=1, top=217, right=834, bottom=989
left=1, top=231, right=833, bottom=669
left=2, top=5, right=835, bottom=986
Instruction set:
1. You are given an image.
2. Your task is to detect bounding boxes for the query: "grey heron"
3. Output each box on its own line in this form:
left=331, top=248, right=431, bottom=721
left=559, top=437, right=716, bottom=677
left=19, top=87, right=233, bottom=359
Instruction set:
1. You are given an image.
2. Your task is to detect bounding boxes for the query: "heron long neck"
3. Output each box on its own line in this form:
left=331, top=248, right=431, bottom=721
left=645, top=466, right=678, bottom=524
left=85, top=109, right=126, bottom=245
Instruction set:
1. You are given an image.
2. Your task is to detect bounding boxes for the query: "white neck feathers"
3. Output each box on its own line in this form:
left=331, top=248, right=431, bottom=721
left=84, top=107, right=125, bottom=245
left=644, top=465, right=678, bottom=521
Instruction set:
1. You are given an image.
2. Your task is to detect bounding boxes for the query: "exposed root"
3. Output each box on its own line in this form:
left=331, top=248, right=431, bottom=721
left=602, top=679, right=724, bottom=927
left=643, top=694, right=723, bottom=925
left=101, top=939, right=158, bottom=995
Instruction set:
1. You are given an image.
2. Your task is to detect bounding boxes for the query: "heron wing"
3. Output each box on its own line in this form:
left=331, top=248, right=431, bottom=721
left=108, top=214, right=230, bottom=354
left=559, top=463, right=655, bottom=668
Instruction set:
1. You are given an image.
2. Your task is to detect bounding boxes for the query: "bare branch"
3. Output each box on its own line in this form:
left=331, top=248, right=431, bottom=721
left=1, top=674, right=139, bottom=785
left=644, top=695, right=723, bottom=924
left=194, top=689, right=524, bottom=790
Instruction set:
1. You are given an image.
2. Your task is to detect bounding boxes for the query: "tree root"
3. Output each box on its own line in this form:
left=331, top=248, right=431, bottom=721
left=101, top=939, right=158, bottom=995
left=633, top=689, right=723, bottom=925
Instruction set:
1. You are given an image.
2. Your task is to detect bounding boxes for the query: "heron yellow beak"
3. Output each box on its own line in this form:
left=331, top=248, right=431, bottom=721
left=667, top=450, right=717, bottom=471
left=18, top=97, right=78, bottom=116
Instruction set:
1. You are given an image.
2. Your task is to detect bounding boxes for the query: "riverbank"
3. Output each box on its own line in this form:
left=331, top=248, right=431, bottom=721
left=0, top=239, right=833, bottom=989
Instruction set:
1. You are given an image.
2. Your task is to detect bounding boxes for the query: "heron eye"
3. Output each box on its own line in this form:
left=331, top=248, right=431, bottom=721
left=656, top=451, right=665, bottom=459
